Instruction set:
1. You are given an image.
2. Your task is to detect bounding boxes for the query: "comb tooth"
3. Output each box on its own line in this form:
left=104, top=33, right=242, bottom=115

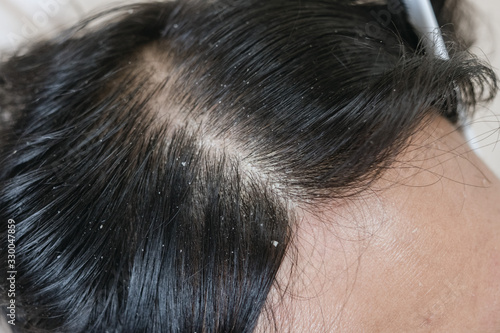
left=401, top=0, right=449, bottom=59
left=401, top=1, right=479, bottom=149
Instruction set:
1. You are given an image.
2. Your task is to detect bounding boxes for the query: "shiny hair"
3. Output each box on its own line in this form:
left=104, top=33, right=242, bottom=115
left=0, top=0, right=496, bottom=332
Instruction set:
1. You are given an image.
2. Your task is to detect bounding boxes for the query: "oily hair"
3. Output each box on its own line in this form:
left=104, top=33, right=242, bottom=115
left=0, top=0, right=496, bottom=332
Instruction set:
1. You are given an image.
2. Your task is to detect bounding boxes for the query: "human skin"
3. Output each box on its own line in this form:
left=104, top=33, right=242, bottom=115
left=263, top=115, right=500, bottom=332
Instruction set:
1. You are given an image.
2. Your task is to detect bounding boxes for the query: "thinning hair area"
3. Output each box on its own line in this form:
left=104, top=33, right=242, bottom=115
left=0, top=0, right=497, bottom=332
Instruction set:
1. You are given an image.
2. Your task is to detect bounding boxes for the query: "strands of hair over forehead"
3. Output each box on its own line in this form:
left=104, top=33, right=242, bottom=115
left=0, top=0, right=497, bottom=332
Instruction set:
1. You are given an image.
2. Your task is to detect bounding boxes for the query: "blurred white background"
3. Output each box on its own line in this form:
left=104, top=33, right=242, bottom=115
left=0, top=0, right=498, bottom=176
left=469, top=0, right=500, bottom=177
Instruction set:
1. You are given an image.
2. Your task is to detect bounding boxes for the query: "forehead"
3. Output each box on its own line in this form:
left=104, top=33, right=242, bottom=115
left=268, top=115, right=500, bottom=332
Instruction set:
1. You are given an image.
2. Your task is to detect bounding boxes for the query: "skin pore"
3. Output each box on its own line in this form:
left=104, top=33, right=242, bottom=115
left=264, top=115, right=500, bottom=332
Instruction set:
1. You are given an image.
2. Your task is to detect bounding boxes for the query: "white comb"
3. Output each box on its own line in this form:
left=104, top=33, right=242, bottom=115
left=402, top=0, right=479, bottom=149
left=401, top=0, right=449, bottom=59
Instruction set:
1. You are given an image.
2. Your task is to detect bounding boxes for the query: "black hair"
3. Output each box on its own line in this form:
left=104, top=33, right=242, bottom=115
left=0, top=0, right=496, bottom=332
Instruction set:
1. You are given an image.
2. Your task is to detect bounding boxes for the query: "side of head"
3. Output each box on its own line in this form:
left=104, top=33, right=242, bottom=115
left=0, top=0, right=496, bottom=332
